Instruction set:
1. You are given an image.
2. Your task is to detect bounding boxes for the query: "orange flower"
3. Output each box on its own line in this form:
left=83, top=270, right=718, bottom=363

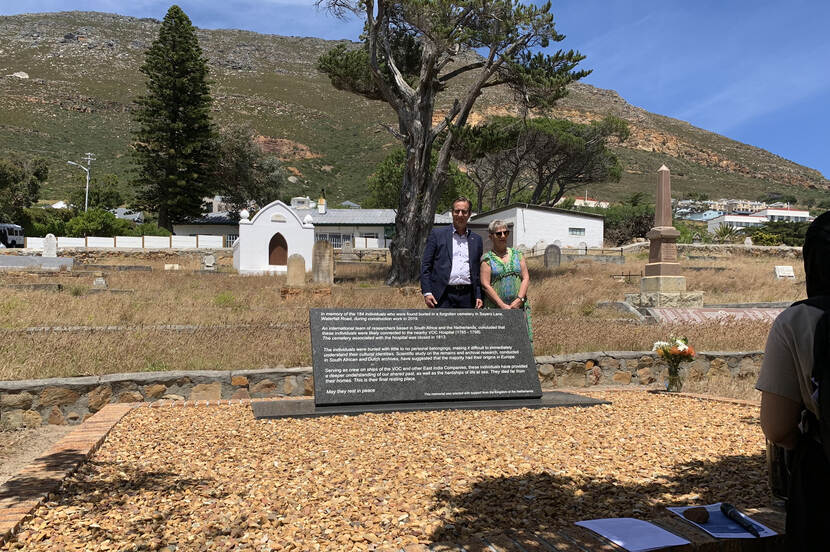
left=687, top=346, right=695, bottom=356
left=669, top=346, right=681, bottom=356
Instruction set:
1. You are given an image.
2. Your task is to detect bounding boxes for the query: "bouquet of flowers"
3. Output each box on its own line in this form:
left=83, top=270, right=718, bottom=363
left=652, top=336, right=695, bottom=392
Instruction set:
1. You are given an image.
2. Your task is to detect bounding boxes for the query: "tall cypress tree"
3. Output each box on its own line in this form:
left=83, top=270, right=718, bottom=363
left=132, top=5, right=216, bottom=231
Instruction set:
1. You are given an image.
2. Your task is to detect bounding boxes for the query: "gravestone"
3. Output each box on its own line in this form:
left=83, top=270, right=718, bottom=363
left=577, top=241, right=587, bottom=253
left=202, top=254, right=216, bottom=271
left=744, top=236, right=753, bottom=246
left=553, top=240, right=562, bottom=247
left=43, top=234, right=57, bottom=258
left=533, top=240, right=547, bottom=255
left=544, top=244, right=561, bottom=268
left=340, top=241, right=356, bottom=261
left=774, top=265, right=795, bottom=279
left=309, top=308, right=541, bottom=406
left=286, top=254, right=306, bottom=287
left=164, top=264, right=180, bottom=271
left=312, top=241, right=334, bottom=284
left=92, top=272, right=107, bottom=289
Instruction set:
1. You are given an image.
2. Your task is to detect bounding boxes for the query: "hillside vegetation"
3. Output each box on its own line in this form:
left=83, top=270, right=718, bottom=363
left=0, top=11, right=827, bottom=206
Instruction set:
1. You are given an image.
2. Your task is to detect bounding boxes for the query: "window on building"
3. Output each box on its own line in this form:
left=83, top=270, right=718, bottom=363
left=568, top=227, right=586, bottom=236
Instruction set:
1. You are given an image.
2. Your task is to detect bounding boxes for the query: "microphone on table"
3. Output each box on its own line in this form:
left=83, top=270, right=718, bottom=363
left=720, top=502, right=761, bottom=538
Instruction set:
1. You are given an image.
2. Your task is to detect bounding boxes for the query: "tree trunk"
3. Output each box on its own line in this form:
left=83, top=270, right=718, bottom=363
left=158, top=203, right=171, bottom=232
left=386, top=106, right=444, bottom=285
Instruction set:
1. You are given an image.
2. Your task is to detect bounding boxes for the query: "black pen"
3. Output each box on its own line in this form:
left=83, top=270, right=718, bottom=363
left=720, top=502, right=761, bottom=538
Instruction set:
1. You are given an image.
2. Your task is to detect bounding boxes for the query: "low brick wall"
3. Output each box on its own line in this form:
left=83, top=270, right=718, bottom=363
left=0, top=351, right=762, bottom=428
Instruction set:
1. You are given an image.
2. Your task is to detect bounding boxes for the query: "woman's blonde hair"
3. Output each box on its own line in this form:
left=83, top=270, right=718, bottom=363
left=488, top=219, right=509, bottom=234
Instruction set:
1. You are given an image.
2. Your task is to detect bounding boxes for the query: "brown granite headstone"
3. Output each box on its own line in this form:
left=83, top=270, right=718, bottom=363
left=286, top=254, right=306, bottom=287
left=312, top=241, right=334, bottom=284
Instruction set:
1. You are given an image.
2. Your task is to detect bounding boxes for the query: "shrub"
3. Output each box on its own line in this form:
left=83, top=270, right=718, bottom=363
left=65, top=209, right=135, bottom=237
left=600, top=204, right=654, bottom=246
left=755, top=221, right=809, bottom=246
left=749, top=230, right=782, bottom=246
left=19, top=207, right=73, bottom=237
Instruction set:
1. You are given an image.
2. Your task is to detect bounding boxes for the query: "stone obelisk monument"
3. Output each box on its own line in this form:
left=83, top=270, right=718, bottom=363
left=626, top=165, right=703, bottom=307
left=642, top=165, right=683, bottom=293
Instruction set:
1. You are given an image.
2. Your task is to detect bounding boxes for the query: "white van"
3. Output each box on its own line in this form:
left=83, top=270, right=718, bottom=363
left=0, top=223, right=25, bottom=248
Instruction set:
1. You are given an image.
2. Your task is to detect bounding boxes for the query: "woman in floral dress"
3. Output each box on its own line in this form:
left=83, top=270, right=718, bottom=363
left=480, top=219, right=532, bottom=341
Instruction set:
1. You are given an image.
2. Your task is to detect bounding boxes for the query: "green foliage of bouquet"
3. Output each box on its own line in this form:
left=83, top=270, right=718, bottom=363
left=652, top=336, right=695, bottom=392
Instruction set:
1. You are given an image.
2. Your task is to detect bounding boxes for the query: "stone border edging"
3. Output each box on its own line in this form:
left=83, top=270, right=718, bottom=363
left=1, top=351, right=764, bottom=428
left=0, top=403, right=136, bottom=544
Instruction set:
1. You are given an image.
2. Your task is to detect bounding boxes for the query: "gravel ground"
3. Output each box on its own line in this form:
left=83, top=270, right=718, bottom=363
left=0, top=426, right=74, bottom=487
left=2, top=392, right=770, bottom=551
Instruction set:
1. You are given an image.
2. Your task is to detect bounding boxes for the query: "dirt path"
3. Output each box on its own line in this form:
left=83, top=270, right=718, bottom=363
left=0, top=425, right=74, bottom=486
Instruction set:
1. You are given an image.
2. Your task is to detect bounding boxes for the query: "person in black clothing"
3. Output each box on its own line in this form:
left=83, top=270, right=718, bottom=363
left=758, top=211, right=830, bottom=549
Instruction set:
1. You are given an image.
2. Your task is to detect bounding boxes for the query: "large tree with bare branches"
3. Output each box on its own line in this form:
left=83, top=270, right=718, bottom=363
left=316, top=0, right=589, bottom=284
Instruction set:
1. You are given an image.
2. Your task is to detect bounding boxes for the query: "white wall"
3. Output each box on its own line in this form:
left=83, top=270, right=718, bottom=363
left=473, top=207, right=603, bottom=249
left=235, top=200, right=315, bottom=274
left=24, top=235, right=225, bottom=251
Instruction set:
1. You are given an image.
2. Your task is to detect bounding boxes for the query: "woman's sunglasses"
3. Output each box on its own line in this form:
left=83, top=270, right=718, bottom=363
left=492, top=230, right=509, bottom=237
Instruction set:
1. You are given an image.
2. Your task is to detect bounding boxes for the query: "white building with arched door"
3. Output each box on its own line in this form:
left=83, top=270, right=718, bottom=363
left=233, top=200, right=315, bottom=275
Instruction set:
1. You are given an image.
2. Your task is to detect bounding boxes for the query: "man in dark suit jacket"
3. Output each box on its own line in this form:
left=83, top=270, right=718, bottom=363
left=420, top=197, right=483, bottom=308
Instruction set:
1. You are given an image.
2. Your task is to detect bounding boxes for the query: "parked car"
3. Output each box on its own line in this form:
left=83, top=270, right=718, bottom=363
left=0, top=223, right=25, bottom=248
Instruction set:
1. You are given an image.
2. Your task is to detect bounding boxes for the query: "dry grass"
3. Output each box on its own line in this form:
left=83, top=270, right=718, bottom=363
left=0, top=254, right=802, bottom=381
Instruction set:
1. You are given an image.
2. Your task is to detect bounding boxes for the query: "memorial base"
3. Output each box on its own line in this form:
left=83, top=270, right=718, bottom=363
left=251, top=391, right=608, bottom=419
left=640, top=275, right=687, bottom=293
left=625, top=291, right=704, bottom=308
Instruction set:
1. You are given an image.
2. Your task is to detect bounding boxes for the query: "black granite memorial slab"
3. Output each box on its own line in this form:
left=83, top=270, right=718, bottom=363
left=309, top=308, right=542, bottom=406
left=252, top=391, right=607, bottom=419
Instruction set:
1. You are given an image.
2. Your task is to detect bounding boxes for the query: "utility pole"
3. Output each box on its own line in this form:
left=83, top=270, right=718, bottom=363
left=67, top=152, right=96, bottom=211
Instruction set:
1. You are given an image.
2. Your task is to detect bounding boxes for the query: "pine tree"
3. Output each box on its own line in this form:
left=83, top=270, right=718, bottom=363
left=132, top=5, right=216, bottom=231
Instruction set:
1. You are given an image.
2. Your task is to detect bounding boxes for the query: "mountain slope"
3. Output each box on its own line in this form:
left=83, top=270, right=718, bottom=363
left=0, top=11, right=826, bottom=206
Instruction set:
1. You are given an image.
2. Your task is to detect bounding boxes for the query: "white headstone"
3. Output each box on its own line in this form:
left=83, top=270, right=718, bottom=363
left=92, top=276, right=107, bottom=289
left=553, top=240, right=562, bottom=247
left=743, top=236, right=753, bottom=246
left=578, top=241, right=588, bottom=254
left=43, top=234, right=57, bottom=257
left=164, top=264, right=180, bottom=271
left=774, top=265, right=795, bottom=279
left=202, top=254, right=216, bottom=271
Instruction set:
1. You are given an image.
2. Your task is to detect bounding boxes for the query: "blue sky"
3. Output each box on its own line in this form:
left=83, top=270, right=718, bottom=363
left=2, top=1, right=829, bottom=180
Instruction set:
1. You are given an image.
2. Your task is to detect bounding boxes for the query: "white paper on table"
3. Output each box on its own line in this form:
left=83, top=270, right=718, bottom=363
left=574, top=518, right=690, bottom=551
left=667, top=503, right=777, bottom=539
